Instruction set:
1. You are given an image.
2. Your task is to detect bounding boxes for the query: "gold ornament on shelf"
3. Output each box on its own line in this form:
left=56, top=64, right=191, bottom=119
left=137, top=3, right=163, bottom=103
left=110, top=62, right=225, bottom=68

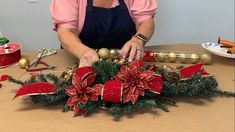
left=18, top=58, right=30, bottom=69
left=179, top=53, right=188, bottom=63
left=200, top=53, right=211, bottom=65
left=98, top=48, right=110, bottom=60
left=157, top=52, right=167, bottom=62
left=190, top=53, right=200, bottom=64
left=167, top=52, right=177, bottom=62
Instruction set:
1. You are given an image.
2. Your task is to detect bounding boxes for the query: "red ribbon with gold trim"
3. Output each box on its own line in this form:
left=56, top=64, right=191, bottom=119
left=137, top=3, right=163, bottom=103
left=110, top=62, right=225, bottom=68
left=0, top=43, right=22, bottom=68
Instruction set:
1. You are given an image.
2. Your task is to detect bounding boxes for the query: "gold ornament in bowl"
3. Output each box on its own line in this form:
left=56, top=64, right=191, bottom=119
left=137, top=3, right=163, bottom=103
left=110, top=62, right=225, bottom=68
left=18, top=58, right=30, bottom=69
left=167, top=52, right=177, bottom=62
left=190, top=53, right=200, bottom=64
left=200, top=53, right=211, bottom=65
left=98, top=48, right=110, bottom=60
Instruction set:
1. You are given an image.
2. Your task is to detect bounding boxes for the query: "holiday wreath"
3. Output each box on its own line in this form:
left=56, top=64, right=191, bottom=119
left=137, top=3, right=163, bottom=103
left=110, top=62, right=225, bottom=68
left=8, top=60, right=235, bottom=119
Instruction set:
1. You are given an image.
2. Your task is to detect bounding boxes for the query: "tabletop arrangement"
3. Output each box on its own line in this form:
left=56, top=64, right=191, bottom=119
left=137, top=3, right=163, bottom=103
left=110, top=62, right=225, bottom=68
left=0, top=36, right=235, bottom=120
left=1, top=47, right=234, bottom=120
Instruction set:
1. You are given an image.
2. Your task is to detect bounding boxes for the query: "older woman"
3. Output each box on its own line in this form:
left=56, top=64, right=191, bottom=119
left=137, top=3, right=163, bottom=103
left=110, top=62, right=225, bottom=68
left=51, top=0, right=157, bottom=67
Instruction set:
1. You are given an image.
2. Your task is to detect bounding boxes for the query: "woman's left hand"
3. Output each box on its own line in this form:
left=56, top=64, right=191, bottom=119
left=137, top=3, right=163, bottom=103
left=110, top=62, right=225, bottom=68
left=120, top=38, right=144, bottom=62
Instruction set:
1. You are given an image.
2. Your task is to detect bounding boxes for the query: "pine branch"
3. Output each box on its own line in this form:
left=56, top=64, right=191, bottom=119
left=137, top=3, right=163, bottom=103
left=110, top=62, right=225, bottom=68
left=8, top=77, right=24, bottom=86
left=93, top=61, right=120, bottom=84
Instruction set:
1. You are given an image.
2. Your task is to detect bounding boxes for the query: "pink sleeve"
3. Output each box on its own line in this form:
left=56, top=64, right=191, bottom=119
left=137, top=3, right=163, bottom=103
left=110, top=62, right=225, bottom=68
left=129, top=0, right=157, bottom=25
left=50, top=0, right=79, bottom=30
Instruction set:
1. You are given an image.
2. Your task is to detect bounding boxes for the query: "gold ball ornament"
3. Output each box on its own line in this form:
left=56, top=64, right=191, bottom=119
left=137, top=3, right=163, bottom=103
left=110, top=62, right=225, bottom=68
left=179, top=53, right=188, bottom=63
left=190, top=53, right=200, bottom=64
left=157, top=52, right=167, bottom=62
left=200, top=53, right=211, bottom=65
left=167, top=52, right=177, bottom=62
left=118, top=58, right=126, bottom=65
left=18, top=58, right=30, bottom=69
left=98, top=48, right=110, bottom=59
left=113, top=59, right=119, bottom=63
left=109, top=49, right=119, bottom=59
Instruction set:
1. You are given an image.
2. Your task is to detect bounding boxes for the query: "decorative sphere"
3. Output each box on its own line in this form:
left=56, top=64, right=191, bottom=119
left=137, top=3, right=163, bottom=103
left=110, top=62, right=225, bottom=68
left=190, top=53, right=200, bottom=64
left=18, top=58, right=30, bottom=69
left=200, top=53, right=211, bottom=65
left=168, top=52, right=177, bottom=62
left=118, top=59, right=126, bottom=65
left=109, top=49, right=119, bottom=59
left=157, top=52, right=167, bottom=62
left=113, top=59, right=119, bottom=63
left=98, top=48, right=110, bottom=59
left=179, top=53, right=188, bottom=63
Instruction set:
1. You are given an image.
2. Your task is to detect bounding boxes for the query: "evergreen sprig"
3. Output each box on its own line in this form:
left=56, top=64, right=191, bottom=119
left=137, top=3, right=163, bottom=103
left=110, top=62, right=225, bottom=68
left=92, top=61, right=120, bottom=84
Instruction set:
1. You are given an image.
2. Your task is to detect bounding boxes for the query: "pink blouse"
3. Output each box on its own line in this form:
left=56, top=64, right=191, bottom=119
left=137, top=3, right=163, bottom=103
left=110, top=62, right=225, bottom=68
left=50, top=0, right=157, bottom=33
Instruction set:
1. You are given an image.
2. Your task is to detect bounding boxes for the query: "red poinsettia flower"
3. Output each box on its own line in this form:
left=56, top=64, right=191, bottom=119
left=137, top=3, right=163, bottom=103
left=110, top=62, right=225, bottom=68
left=65, top=66, right=103, bottom=116
left=115, top=61, right=163, bottom=104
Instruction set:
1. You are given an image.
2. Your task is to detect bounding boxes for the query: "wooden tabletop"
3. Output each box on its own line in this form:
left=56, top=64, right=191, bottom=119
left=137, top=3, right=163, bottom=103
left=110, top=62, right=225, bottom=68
left=0, top=44, right=234, bottom=132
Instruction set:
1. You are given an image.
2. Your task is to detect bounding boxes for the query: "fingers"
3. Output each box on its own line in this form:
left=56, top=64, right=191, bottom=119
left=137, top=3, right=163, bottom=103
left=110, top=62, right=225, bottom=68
left=121, top=41, right=144, bottom=62
left=79, top=49, right=99, bottom=67
left=136, top=48, right=144, bottom=60
left=128, top=45, right=137, bottom=62
left=121, top=43, right=131, bottom=59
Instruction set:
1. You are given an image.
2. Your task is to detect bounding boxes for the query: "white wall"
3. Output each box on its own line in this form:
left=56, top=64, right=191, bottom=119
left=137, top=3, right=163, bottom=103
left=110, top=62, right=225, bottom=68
left=0, top=0, right=234, bottom=50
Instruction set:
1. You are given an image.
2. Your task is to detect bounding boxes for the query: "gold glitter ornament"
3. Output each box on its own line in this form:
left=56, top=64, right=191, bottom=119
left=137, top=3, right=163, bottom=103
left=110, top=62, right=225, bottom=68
left=98, top=48, right=110, bottom=59
left=168, top=52, right=177, bottom=62
left=190, top=53, right=200, bottom=64
left=109, top=49, right=119, bottom=59
left=18, top=58, right=30, bottom=69
left=118, top=58, right=126, bottom=65
left=179, top=53, right=188, bottom=63
left=113, top=59, right=119, bottom=63
left=157, top=52, right=167, bottom=62
left=200, top=53, right=211, bottom=65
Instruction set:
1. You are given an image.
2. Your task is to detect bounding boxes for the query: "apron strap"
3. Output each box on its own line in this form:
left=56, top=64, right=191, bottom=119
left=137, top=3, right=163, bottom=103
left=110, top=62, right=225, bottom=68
left=118, top=0, right=126, bottom=10
left=87, top=0, right=126, bottom=11
left=87, top=0, right=93, bottom=12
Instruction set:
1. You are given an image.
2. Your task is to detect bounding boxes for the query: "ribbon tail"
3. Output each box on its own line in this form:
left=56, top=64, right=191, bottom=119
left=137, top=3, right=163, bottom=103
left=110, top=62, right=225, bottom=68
left=13, top=82, right=56, bottom=99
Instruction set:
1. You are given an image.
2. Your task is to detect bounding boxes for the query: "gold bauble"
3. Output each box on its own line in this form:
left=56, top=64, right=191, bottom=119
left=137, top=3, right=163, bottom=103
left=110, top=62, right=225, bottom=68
left=98, top=48, right=110, bottom=59
left=113, top=59, right=119, bottom=63
left=157, top=52, right=167, bottom=62
left=200, top=53, right=211, bottom=65
left=18, top=58, right=30, bottom=69
left=118, top=58, right=126, bottom=65
left=167, top=52, right=177, bottom=62
left=109, top=49, right=119, bottom=59
left=179, top=53, right=188, bottom=63
left=190, top=53, right=200, bottom=64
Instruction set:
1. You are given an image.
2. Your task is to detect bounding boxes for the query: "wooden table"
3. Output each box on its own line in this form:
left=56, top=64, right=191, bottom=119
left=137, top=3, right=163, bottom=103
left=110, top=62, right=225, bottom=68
left=0, top=44, right=234, bottom=132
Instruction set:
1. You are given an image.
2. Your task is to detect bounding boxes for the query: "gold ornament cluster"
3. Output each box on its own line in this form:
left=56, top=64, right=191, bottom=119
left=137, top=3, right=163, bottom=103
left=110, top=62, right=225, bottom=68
left=155, top=52, right=211, bottom=65
left=97, top=48, right=126, bottom=65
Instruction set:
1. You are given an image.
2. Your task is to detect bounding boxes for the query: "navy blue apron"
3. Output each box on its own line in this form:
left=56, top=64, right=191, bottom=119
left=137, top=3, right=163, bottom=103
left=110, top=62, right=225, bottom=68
left=79, top=0, right=137, bottom=49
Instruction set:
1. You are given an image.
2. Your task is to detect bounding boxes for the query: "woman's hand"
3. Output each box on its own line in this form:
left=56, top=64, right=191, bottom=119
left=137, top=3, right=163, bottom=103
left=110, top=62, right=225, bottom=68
left=121, top=37, right=144, bottom=62
left=79, top=48, right=99, bottom=67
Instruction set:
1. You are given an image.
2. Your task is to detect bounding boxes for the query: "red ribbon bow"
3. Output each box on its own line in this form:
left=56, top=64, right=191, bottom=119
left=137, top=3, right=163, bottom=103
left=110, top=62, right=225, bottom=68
left=114, top=60, right=163, bottom=104
left=65, top=67, right=102, bottom=116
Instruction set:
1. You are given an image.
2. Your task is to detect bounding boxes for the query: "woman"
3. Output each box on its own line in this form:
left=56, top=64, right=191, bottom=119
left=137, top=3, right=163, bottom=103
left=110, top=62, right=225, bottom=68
left=51, top=0, right=157, bottom=67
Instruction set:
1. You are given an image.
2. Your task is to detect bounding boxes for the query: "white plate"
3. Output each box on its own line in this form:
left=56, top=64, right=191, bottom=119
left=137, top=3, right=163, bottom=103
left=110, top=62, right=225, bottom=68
left=202, top=42, right=235, bottom=59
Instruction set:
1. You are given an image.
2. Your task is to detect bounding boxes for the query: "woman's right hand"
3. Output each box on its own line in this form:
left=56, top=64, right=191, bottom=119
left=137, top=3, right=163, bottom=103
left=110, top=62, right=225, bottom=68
left=79, top=48, right=99, bottom=67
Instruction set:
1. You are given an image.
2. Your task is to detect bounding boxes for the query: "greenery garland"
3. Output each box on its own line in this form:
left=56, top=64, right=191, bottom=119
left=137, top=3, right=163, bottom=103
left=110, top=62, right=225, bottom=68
left=9, top=61, right=235, bottom=120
